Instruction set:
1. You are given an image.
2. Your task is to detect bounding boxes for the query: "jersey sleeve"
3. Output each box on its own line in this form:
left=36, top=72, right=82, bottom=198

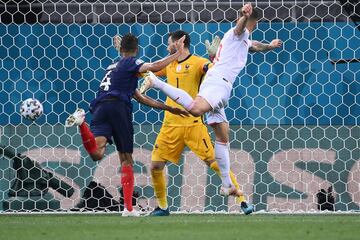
left=136, top=66, right=166, bottom=78
left=154, top=68, right=167, bottom=77
left=198, top=57, right=212, bottom=74
left=127, top=57, right=145, bottom=73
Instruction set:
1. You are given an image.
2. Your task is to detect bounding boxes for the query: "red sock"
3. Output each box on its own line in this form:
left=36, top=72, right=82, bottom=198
left=79, top=122, right=97, bottom=154
left=121, top=165, right=134, bottom=211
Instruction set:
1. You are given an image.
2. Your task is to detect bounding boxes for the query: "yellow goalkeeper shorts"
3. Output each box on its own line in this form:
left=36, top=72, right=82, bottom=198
left=151, top=124, right=215, bottom=164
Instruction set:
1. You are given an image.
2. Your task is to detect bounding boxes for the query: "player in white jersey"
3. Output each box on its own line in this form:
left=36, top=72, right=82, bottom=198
left=140, top=3, right=282, bottom=196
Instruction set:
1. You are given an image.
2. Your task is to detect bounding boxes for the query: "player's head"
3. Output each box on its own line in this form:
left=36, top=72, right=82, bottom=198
left=120, top=33, right=139, bottom=56
left=167, top=30, right=190, bottom=54
left=242, top=8, right=261, bottom=32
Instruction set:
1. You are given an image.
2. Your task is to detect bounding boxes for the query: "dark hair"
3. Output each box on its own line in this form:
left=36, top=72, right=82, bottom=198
left=169, top=30, right=190, bottom=49
left=120, top=33, right=138, bottom=52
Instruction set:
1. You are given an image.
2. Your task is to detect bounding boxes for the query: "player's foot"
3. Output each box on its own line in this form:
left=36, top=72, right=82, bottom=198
left=65, top=108, right=85, bottom=127
left=240, top=201, right=254, bottom=215
left=149, top=207, right=170, bottom=216
left=220, top=185, right=242, bottom=197
left=122, top=208, right=140, bottom=217
left=139, top=71, right=156, bottom=94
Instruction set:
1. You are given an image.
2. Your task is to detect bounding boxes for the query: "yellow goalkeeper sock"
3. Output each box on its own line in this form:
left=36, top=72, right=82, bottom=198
left=151, top=168, right=168, bottom=209
left=209, top=161, right=246, bottom=204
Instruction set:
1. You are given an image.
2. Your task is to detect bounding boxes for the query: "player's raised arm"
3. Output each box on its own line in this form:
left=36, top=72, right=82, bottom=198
left=249, top=39, right=283, bottom=52
left=234, top=3, right=253, bottom=36
left=133, top=89, right=189, bottom=117
left=138, top=35, right=186, bottom=73
left=113, top=34, right=183, bottom=74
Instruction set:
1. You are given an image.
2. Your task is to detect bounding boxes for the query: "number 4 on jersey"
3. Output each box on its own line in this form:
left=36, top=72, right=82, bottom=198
left=100, top=71, right=112, bottom=91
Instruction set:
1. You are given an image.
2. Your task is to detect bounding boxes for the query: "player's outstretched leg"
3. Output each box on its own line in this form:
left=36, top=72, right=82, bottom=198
left=211, top=123, right=234, bottom=189
left=209, top=161, right=254, bottom=215
left=150, top=163, right=170, bottom=216
left=214, top=140, right=233, bottom=189
left=210, top=122, right=254, bottom=215
left=120, top=154, right=140, bottom=217
left=65, top=109, right=98, bottom=156
left=140, top=71, right=194, bottom=111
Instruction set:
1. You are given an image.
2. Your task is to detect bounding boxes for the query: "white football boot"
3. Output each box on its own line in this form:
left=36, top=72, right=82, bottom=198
left=65, top=108, right=85, bottom=127
left=139, top=71, right=157, bottom=94
left=122, top=208, right=140, bottom=217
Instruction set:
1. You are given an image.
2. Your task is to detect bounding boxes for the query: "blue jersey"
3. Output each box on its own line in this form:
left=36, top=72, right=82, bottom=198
left=90, top=56, right=144, bottom=110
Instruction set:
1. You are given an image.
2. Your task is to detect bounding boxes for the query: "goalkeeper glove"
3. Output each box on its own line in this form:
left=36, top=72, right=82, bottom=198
left=113, top=34, right=122, bottom=53
left=205, top=35, right=221, bottom=61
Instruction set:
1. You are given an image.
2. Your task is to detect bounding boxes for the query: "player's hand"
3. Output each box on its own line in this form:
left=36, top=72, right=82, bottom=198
left=205, top=35, right=221, bottom=59
left=168, top=106, right=190, bottom=117
left=113, top=35, right=122, bottom=53
left=241, top=3, right=252, bottom=18
left=175, top=35, right=186, bottom=55
left=269, top=39, right=282, bottom=49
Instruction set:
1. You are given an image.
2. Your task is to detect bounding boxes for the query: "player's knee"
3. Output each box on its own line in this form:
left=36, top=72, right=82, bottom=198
left=211, top=123, right=230, bottom=143
left=214, top=133, right=229, bottom=143
left=214, top=131, right=229, bottom=143
left=120, top=153, right=133, bottom=166
left=121, top=159, right=133, bottom=167
left=151, top=161, right=165, bottom=171
left=216, top=137, right=229, bottom=143
left=204, top=159, right=215, bottom=167
left=189, top=108, right=204, bottom=117
left=90, top=153, right=104, bottom=161
left=189, top=96, right=212, bottom=117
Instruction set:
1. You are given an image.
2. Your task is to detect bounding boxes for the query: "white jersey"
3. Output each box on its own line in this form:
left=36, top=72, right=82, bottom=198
left=207, top=27, right=252, bottom=84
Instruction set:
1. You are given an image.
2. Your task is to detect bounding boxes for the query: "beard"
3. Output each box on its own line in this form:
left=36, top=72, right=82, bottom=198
left=169, top=46, right=177, bottom=54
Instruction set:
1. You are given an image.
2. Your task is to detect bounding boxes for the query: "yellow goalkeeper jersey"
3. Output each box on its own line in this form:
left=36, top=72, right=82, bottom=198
left=156, top=54, right=211, bottom=127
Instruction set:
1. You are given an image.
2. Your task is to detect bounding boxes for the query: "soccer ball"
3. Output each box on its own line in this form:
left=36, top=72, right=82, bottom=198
left=20, top=98, right=43, bottom=121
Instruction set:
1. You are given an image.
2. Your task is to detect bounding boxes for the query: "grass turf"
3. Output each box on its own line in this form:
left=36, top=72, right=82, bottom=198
left=0, top=214, right=359, bottom=240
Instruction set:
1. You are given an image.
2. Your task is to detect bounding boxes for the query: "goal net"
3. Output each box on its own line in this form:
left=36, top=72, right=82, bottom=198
left=0, top=0, right=359, bottom=213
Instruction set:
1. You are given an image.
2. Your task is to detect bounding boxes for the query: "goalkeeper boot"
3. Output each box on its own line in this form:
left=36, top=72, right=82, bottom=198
left=240, top=201, right=254, bottom=215
left=65, top=108, right=85, bottom=127
left=149, top=207, right=170, bottom=217
left=122, top=208, right=140, bottom=217
left=139, top=71, right=157, bottom=94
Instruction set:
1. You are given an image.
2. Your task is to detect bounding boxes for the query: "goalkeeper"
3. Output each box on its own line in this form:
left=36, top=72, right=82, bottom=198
left=114, top=31, right=253, bottom=216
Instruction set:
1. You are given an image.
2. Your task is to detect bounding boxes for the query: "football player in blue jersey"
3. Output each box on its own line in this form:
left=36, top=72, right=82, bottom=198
left=65, top=33, right=188, bottom=217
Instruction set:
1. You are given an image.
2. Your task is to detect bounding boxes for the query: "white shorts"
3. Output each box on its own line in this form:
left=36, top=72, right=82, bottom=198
left=197, top=72, right=232, bottom=125
left=205, top=107, right=228, bottom=125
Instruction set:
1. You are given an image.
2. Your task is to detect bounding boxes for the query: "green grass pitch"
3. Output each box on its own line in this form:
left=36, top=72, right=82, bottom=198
left=0, top=214, right=359, bottom=240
